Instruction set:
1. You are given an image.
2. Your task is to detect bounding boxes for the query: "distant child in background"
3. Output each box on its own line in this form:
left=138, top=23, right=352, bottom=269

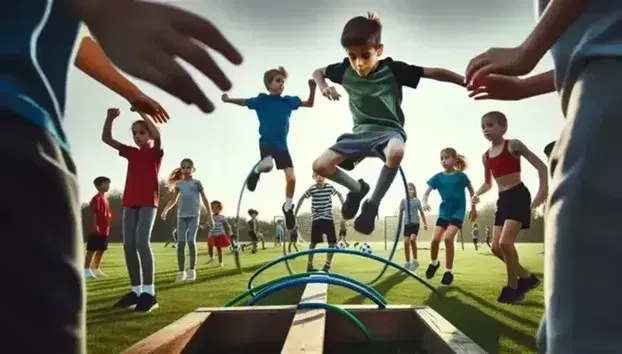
left=485, top=226, right=492, bottom=249
left=471, top=224, right=480, bottom=251
left=338, top=220, right=350, bottom=247
left=164, top=227, right=178, bottom=248
left=423, top=148, right=477, bottom=286
left=207, top=201, right=232, bottom=267
left=295, top=172, right=344, bottom=272
left=244, top=209, right=261, bottom=253
left=289, top=224, right=300, bottom=253
left=84, top=176, right=112, bottom=279
left=471, top=111, right=546, bottom=304
left=310, top=13, right=465, bottom=236
left=400, top=182, right=428, bottom=271
left=221, top=68, right=316, bottom=231
left=103, top=107, right=163, bottom=312
left=161, top=158, right=214, bottom=282
left=275, top=219, right=285, bottom=247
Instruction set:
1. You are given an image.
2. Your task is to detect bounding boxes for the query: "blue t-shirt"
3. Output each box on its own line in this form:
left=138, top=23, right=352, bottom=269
left=247, top=93, right=302, bottom=150
left=0, top=1, right=81, bottom=151
left=427, top=171, right=471, bottom=221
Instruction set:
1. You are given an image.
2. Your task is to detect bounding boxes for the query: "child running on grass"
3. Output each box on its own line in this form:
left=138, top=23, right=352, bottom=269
left=161, top=158, right=214, bottom=282
left=422, top=148, right=477, bottom=286
left=400, top=182, right=428, bottom=271
left=207, top=200, right=232, bottom=267
left=471, top=111, right=547, bottom=303
left=310, top=13, right=465, bottom=236
left=295, top=172, right=344, bottom=272
left=221, top=69, right=316, bottom=231
left=103, top=107, right=163, bottom=312
left=84, top=176, right=112, bottom=279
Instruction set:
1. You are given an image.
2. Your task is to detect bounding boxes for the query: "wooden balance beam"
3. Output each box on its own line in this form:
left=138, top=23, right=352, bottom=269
left=281, top=282, right=329, bottom=353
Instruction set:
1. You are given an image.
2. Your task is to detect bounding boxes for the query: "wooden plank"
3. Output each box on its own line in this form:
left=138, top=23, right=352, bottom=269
left=193, top=305, right=297, bottom=313
left=122, top=311, right=211, bottom=354
left=415, top=307, right=488, bottom=354
left=281, top=282, right=329, bottom=354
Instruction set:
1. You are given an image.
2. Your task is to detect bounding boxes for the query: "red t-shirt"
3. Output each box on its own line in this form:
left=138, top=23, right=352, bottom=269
left=90, top=193, right=112, bottom=236
left=119, top=144, right=164, bottom=207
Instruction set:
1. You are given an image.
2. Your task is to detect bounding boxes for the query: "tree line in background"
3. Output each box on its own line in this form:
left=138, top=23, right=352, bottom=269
left=81, top=181, right=544, bottom=243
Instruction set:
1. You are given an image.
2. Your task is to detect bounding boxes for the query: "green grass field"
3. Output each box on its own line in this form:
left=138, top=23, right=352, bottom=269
left=86, top=242, right=544, bottom=354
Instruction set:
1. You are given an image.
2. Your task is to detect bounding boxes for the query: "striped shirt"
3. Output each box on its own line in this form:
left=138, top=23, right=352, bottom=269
left=304, top=183, right=338, bottom=220
left=210, top=214, right=231, bottom=236
left=400, top=197, right=421, bottom=225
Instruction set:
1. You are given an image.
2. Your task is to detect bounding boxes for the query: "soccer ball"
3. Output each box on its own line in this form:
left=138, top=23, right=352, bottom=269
left=337, top=240, right=347, bottom=250
left=229, top=241, right=240, bottom=253
left=359, top=242, right=372, bottom=255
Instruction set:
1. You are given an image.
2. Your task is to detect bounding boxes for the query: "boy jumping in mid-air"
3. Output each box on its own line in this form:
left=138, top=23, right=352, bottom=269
left=295, top=172, right=344, bottom=272
left=84, top=176, right=112, bottom=279
left=311, top=13, right=465, bottom=235
left=221, top=69, right=316, bottom=231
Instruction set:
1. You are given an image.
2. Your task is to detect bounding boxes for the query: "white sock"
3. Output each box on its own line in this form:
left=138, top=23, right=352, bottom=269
left=285, top=198, right=293, bottom=210
left=431, top=259, right=439, bottom=266
left=131, top=286, right=142, bottom=295
left=445, top=268, right=453, bottom=273
left=143, top=284, right=155, bottom=295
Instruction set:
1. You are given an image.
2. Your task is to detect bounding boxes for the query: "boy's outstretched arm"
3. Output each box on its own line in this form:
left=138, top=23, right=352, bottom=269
left=300, top=79, right=317, bottom=107
left=132, top=108, right=161, bottom=149
left=468, top=70, right=555, bottom=101
left=221, top=93, right=247, bottom=107
left=102, top=108, right=123, bottom=150
left=422, top=67, right=465, bottom=87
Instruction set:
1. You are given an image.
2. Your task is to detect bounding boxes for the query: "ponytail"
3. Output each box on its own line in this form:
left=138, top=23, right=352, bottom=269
left=166, top=167, right=183, bottom=191
left=456, top=154, right=468, bottom=171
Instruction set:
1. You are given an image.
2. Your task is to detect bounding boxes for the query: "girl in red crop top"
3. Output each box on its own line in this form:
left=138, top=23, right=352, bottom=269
left=472, top=111, right=548, bottom=304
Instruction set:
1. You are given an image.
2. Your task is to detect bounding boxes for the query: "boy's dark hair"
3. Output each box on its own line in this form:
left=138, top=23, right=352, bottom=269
left=248, top=208, right=258, bottom=216
left=211, top=200, right=222, bottom=208
left=341, top=12, right=382, bottom=48
left=93, top=176, right=110, bottom=187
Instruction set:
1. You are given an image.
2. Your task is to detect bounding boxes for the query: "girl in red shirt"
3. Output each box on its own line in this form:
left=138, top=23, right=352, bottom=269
left=102, top=108, right=163, bottom=313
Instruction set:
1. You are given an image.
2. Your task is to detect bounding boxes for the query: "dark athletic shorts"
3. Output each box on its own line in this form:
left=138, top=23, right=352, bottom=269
left=436, top=218, right=463, bottom=229
left=339, top=230, right=346, bottom=237
left=329, top=131, right=403, bottom=171
left=0, top=112, right=83, bottom=354
left=311, top=219, right=337, bottom=244
left=260, top=145, right=293, bottom=169
left=495, top=183, right=532, bottom=229
left=290, top=230, right=298, bottom=242
left=249, top=231, right=258, bottom=242
left=86, top=233, right=109, bottom=251
left=403, top=223, right=420, bottom=237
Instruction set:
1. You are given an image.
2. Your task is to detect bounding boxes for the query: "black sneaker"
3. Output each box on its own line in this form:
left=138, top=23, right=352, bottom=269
left=134, top=293, right=159, bottom=312
left=441, top=271, right=454, bottom=286
left=497, top=286, right=525, bottom=304
left=306, top=265, right=318, bottom=272
left=246, top=172, right=261, bottom=192
left=321, top=264, right=331, bottom=272
left=425, top=263, right=440, bottom=279
left=518, top=274, right=541, bottom=294
left=113, top=291, right=139, bottom=309
left=342, top=180, right=370, bottom=220
left=353, top=242, right=360, bottom=249
left=282, top=203, right=296, bottom=230
left=354, top=200, right=379, bottom=235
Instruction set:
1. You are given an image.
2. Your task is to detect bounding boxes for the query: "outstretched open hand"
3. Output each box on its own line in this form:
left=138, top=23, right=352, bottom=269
left=465, top=46, right=537, bottom=87
left=86, top=1, right=243, bottom=113
left=129, top=93, right=169, bottom=123
left=467, top=75, right=526, bottom=101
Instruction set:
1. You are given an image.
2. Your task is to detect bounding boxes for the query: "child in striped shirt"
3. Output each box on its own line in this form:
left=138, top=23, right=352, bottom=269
left=207, top=201, right=232, bottom=267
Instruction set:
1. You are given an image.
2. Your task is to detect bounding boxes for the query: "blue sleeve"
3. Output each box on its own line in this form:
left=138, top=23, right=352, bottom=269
left=384, top=58, right=424, bottom=89
left=246, top=95, right=262, bottom=110
left=324, top=58, right=350, bottom=84
left=427, top=173, right=439, bottom=190
left=195, top=180, right=204, bottom=192
left=284, top=95, right=302, bottom=110
left=461, top=172, right=471, bottom=188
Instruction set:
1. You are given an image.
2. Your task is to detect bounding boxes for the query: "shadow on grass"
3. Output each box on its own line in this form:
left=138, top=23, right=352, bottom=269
left=424, top=287, right=538, bottom=353
left=342, top=271, right=409, bottom=305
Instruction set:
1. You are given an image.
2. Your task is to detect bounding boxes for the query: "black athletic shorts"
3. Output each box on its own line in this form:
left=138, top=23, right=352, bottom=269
left=311, top=219, right=337, bottom=244
left=86, top=233, right=109, bottom=251
left=290, top=230, right=298, bottom=242
left=436, top=218, right=463, bottom=229
left=339, top=230, right=346, bottom=237
left=260, top=145, right=293, bottom=169
left=0, top=113, right=83, bottom=353
left=249, top=231, right=258, bottom=242
left=403, top=223, right=420, bottom=237
left=495, top=183, right=531, bottom=229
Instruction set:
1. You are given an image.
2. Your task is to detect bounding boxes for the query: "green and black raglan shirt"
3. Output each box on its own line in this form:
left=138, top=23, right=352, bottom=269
left=324, top=57, right=424, bottom=142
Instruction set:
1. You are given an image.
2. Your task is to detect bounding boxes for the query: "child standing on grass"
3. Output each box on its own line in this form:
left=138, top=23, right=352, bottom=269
left=103, top=107, right=163, bottom=312
left=207, top=200, right=232, bottom=267
left=161, top=158, right=214, bottom=282
left=471, top=223, right=480, bottom=251
left=422, top=148, right=477, bottom=286
left=289, top=224, right=300, bottom=253
left=84, top=176, right=112, bottom=279
left=275, top=219, right=285, bottom=247
left=295, top=172, right=344, bottom=272
left=471, top=111, right=546, bottom=304
left=400, top=182, right=428, bottom=271
left=221, top=69, right=316, bottom=231
left=485, top=226, right=492, bottom=249
left=310, top=13, right=465, bottom=236
left=338, top=220, right=350, bottom=247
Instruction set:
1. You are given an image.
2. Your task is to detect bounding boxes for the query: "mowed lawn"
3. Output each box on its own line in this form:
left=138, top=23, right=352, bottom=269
left=86, top=242, right=544, bottom=354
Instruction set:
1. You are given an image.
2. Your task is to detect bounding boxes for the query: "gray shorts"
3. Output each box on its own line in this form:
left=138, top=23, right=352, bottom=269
left=329, top=131, right=403, bottom=170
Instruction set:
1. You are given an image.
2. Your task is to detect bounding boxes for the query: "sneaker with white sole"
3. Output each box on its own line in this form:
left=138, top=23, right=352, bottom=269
left=92, top=268, right=107, bottom=277
left=403, top=261, right=411, bottom=270
left=219, top=262, right=224, bottom=267
left=206, top=258, right=214, bottom=264
left=187, top=269, right=196, bottom=281
left=175, top=271, right=187, bottom=282
left=84, top=269, right=96, bottom=279
left=410, top=259, right=420, bottom=271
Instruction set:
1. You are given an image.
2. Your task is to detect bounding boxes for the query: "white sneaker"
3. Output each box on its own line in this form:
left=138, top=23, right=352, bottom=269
left=84, top=269, right=96, bottom=279
left=403, top=261, right=411, bottom=270
left=92, top=268, right=107, bottom=277
left=175, top=271, right=187, bottom=282
left=206, top=258, right=214, bottom=264
left=410, top=259, right=420, bottom=271
left=219, top=262, right=224, bottom=267
left=187, top=269, right=196, bottom=281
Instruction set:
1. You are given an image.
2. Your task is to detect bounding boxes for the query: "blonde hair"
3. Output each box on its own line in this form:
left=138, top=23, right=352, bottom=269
left=166, top=158, right=194, bottom=191
left=407, top=182, right=417, bottom=197
left=441, top=147, right=468, bottom=171
left=263, top=66, right=288, bottom=89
